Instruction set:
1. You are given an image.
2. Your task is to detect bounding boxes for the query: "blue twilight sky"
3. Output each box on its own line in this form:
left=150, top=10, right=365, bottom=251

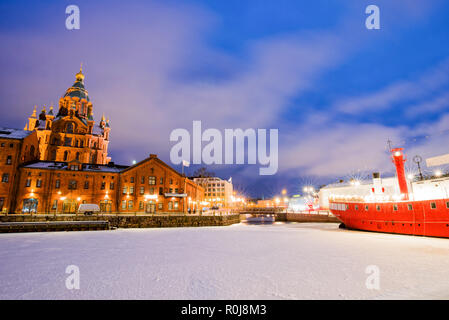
left=1, top=0, right=449, bottom=197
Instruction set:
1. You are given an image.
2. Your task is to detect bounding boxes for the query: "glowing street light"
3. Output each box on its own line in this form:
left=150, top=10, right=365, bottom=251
left=435, top=170, right=443, bottom=177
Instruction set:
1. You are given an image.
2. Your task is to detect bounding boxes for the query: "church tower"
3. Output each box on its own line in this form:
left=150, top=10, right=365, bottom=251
left=26, top=66, right=111, bottom=165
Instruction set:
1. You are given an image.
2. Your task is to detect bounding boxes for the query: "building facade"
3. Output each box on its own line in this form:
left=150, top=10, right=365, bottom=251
left=0, top=68, right=204, bottom=214
left=24, top=67, right=111, bottom=165
left=193, top=176, right=233, bottom=207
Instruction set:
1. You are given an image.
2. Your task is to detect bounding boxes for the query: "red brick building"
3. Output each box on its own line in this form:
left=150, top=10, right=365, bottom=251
left=0, top=68, right=204, bottom=214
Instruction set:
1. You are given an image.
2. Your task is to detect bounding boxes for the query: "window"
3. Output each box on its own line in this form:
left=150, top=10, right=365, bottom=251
left=110, top=182, right=114, bottom=190
left=160, top=177, right=163, bottom=184
left=170, top=179, right=173, bottom=184
left=6, top=155, right=12, bottom=165
left=63, top=151, right=69, bottom=161
left=159, top=187, right=163, bottom=195
left=431, top=202, right=437, bottom=209
left=139, top=201, right=144, bottom=209
left=169, top=188, right=173, bottom=193
left=84, top=181, right=89, bottom=189
left=149, top=176, right=156, bottom=185
left=149, top=187, right=154, bottom=194
left=64, top=137, right=72, bottom=147
left=355, top=205, right=358, bottom=211
left=36, top=179, right=42, bottom=188
left=130, top=177, right=134, bottom=183
left=2, top=173, right=9, bottom=183
left=158, top=203, right=163, bottom=210
left=52, top=200, right=58, bottom=210
left=174, top=201, right=179, bottom=210
left=121, top=200, right=126, bottom=209
left=175, top=188, right=179, bottom=194
left=140, top=187, right=145, bottom=195
left=365, top=205, right=369, bottom=211
left=168, top=202, right=173, bottom=210
left=446, top=202, right=449, bottom=209
left=55, top=179, right=60, bottom=188
left=68, top=180, right=77, bottom=190
left=408, top=204, right=413, bottom=210
left=128, top=201, right=133, bottom=209
left=141, top=176, right=145, bottom=184
left=393, top=204, right=398, bottom=211
left=122, top=186, right=127, bottom=194
left=101, top=182, right=106, bottom=190
left=26, top=179, right=31, bottom=187
left=66, top=123, right=74, bottom=133
left=130, top=186, right=134, bottom=195
left=376, top=205, right=381, bottom=211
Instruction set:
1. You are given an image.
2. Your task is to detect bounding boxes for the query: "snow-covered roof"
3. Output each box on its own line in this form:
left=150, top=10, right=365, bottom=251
left=0, top=127, right=33, bottom=140
left=321, top=176, right=397, bottom=189
left=22, top=161, right=128, bottom=173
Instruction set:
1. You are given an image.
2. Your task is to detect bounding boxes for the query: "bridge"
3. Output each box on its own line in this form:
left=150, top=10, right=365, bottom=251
left=234, top=207, right=288, bottom=221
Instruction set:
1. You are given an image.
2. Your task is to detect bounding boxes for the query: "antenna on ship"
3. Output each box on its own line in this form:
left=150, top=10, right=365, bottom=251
left=387, top=139, right=393, bottom=152
left=413, top=155, right=424, bottom=181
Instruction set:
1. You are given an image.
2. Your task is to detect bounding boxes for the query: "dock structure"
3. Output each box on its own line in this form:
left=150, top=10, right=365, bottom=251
left=0, top=220, right=110, bottom=233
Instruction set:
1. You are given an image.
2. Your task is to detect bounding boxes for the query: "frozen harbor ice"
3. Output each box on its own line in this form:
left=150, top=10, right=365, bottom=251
left=1, top=222, right=449, bottom=300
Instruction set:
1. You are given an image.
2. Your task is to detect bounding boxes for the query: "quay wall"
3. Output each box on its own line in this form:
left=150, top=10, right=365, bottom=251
left=0, top=214, right=241, bottom=229
left=286, top=212, right=340, bottom=223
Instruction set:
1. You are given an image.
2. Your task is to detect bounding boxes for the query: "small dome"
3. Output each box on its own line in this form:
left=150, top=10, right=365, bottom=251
left=63, top=66, right=90, bottom=101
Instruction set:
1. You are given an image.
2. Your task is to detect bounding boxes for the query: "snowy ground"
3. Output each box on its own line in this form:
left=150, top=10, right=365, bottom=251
left=1, top=222, right=449, bottom=299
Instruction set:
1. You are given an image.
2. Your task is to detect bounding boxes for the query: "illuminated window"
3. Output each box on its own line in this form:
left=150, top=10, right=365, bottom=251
left=376, top=205, right=380, bottom=211
left=408, top=204, right=413, bottom=210
left=393, top=204, right=398, bottom=211
left=2, top=174, right=9, bottom=183
left=149, top=176, right=156, bottom=185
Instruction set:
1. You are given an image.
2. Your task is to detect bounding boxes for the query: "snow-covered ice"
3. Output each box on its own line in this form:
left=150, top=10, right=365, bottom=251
left=1, top=222, right=449, bottom=299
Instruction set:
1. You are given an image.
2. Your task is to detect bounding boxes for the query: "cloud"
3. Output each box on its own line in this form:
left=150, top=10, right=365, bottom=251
left=334, top=58, right=449, bottom=115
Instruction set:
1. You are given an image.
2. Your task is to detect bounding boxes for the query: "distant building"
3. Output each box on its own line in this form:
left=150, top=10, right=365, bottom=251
left=0, top=68, right=203, bottom=214
left=318, top=174, right=406, bottom=210
left=24, top=66, right=111, bottom=165
left=193, top=177, right=233, bottom=207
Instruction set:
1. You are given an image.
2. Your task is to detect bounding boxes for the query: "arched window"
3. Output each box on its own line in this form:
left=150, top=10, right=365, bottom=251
left=30, top=145, right=35, bottom=158
left=80, top=140, right=84, bottom=147
left=66, top=123, right=74, bottom=133
left=76, top=152, right=80, bottom=161
left=63, top=151, right=68, bottom=161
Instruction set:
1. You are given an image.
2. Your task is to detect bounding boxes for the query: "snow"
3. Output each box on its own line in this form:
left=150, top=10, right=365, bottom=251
left=1, top=222, right=449, bottom=299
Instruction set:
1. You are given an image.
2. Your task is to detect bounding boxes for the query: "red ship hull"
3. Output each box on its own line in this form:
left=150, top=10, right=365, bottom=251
left=329, top=199, right=449, bottom=238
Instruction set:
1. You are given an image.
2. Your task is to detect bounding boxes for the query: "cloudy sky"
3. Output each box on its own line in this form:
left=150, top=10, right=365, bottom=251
left=1, top=0, right=449, bottom=197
